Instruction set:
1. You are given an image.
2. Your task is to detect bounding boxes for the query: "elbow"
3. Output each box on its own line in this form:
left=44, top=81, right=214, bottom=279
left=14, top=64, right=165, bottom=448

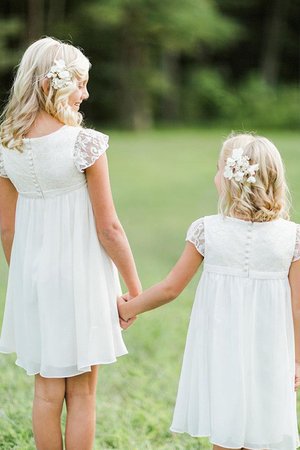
left=162, top=280, right=180, bottom=302
left=293, top=302, right=300, bottom=315
left=96, top=220, right=123, bottom=244
left=1, top=227, right=14, bottom=242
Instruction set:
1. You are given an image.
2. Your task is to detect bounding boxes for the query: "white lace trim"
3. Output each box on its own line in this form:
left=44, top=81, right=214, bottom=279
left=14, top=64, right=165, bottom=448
left=73, top=128, right=109, bottom=173
left=293, top=225, right=300, bottom=262
left=186, top=217, right=205, bottom=256
left=0, top=147, right=8, bottom=178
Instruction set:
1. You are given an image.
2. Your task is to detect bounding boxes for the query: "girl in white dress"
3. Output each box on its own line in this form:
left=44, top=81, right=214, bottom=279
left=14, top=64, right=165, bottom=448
left=0, top=37, right=139, bottom=449
left=118, top=134, right=300, bottom=450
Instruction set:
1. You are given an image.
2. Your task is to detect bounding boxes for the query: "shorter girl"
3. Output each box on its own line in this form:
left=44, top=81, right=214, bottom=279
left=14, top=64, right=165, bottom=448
left=118, top=133, right=300, bottom=450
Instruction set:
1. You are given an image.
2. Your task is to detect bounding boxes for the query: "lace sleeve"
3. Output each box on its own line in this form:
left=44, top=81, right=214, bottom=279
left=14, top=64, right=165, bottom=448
left=0, top=146, right=8, bottom=178
left=73, top=128, right=109, bottom=173
left=293, top=225, right=300, bottom=262
left=186, top=217, right=205, bottom=256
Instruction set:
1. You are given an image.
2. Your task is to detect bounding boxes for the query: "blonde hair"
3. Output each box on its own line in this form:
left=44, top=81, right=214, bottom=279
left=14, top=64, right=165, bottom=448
left=218, top=132, right=290, bottom=222
left=0, top=37, right=91, bottom=151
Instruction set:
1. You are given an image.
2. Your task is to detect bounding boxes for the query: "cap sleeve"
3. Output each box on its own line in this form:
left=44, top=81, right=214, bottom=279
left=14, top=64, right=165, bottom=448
left=186, top=217, right=205, bottom=256
left=0, top=146, right=8, bottom=178
left=293, top=224, right=300, bottom=262
left=73, top=128, right=109, bottom=173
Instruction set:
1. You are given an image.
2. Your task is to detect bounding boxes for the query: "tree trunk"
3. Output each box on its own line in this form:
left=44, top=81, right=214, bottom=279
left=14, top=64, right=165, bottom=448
left=261, top=0, right=289, bottom=86
left=27, top=0, right=45, bottom=42
left=160, top=51, right=180, bottom=122
left=46, top=0, right=67, bottom=33
left=118, top=14, right=153, bottom=130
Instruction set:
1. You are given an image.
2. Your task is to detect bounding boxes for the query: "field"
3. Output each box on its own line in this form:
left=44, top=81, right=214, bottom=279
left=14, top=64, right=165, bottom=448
left=0, top=128, right=299, bottom=449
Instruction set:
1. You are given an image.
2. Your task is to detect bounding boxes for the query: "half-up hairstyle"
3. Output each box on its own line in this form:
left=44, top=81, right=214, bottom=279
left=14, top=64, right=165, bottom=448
left=0, top=36, right=91, bottom=151
left=218, top=132, right=291, bottom=222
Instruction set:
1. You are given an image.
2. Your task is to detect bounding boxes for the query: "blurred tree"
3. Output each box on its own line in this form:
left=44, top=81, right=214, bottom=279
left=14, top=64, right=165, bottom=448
left=0, top=0, right=298, bottom=128
left=75, top=0, right=237, bottom=128
left=46, top=0, right=67, bottom=32
left=261, top=0, right=289, bottom=86
left=27, top=0, right=45, bottom=41
left=0, top=19, right=23, bottom=72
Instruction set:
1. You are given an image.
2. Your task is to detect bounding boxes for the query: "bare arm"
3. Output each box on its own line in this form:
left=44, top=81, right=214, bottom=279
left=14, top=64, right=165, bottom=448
left=288, top=259, right=300, bottom=391
left=289, top=259, right=300, bottom=364
left=86, top=153, right=141, bottom=296
left=118, top=242, right=203, bottom=320
left=0, top=178, right=18, bottom=265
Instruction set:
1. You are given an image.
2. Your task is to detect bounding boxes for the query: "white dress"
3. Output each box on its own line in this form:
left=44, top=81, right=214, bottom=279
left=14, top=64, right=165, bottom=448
left=170, top=214, right=300, bottom=450
left=0, top=125, right=127, bottom=378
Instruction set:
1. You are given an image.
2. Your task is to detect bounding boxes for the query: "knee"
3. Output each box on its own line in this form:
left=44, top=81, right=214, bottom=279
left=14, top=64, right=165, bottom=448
left=34, top=375, right=65, bottom=405
left=65, top=367, right=98, bottom=400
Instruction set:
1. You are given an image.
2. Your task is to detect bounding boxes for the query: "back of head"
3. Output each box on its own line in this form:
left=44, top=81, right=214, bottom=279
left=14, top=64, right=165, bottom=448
left=218, top=132, right=290, bottom=222
left=0, top=36, right=90, bottom=151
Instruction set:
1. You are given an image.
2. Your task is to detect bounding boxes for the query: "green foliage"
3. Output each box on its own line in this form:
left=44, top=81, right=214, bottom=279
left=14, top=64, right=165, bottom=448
left=0, top=19, right=23, bottom=72
left=236, top=75, right=300, bottom=129
left=0, top=129, right=299, bottom=449
left=84, top=0, right=238, bottom=51
left=182, top=70, right=300, bottom=129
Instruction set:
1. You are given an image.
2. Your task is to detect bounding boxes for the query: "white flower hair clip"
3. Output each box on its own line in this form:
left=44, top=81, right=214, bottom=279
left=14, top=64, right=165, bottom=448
left=46, top=59, right=73, bottom=90
left=224, top=148, right=259, bottom=184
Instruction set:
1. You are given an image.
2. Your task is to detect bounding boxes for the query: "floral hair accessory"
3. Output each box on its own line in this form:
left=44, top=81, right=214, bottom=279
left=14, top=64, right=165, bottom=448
left=46, top=59, right=73, bottom=90
left=224, top=148, right=259, bottom=184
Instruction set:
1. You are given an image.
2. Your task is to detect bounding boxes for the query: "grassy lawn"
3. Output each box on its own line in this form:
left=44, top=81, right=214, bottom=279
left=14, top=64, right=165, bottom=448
left=0, top=128, right=299, bottom=449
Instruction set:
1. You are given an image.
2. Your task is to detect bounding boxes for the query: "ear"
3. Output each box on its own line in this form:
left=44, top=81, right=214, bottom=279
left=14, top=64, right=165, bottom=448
left=41, top=78, right=50, bottom=95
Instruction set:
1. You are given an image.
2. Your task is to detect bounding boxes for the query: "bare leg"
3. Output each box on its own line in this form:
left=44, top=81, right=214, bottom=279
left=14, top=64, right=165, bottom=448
left=65, top=365, right=99, bottom=450
left=32, top=375, right=65, bottom=450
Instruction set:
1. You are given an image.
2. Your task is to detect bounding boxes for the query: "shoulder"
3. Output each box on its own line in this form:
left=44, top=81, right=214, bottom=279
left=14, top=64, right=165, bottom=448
left=186, top=216, right=206, bottom=256
left=188, top=214, right=218, bottom=227
left=291, top=221, right=300, bottom=262
left=75, top=127, right=109, bottom=145
left=0, top=144, right=9, bottom=178
left=274, top=218, right=298, bottom=233
left=73, top=127, right=109, bottom=173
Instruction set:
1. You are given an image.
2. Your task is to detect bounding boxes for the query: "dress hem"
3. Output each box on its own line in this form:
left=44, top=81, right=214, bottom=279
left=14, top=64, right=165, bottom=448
left=0, top=347, right=128, bottom=378
left=169, top=428, right=300, bottom=450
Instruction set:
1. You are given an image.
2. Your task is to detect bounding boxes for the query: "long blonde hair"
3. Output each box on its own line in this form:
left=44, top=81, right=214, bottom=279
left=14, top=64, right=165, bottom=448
left=0, top=37, right=90, bottom=151
left=218, top=132, right=291, bottom=222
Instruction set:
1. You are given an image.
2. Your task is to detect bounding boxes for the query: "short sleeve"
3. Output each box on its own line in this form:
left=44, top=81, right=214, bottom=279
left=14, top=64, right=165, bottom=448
left=186, top=217, right=205, bottom=256
left=293, top=225, right=300, bottom=262
left=73, top=128, right=109, bottom=173
left=0, top=146, right=8, bottom=178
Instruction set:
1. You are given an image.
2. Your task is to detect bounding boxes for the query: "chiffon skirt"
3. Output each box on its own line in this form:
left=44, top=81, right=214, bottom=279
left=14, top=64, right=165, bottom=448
left=170, top=271, right=300, bottom=450
left=0, top=184, right=127, bottom=377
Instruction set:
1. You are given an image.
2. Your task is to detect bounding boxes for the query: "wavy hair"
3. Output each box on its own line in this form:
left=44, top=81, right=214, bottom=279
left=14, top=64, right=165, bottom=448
left=218, top=132, right=291, bottom=222
left=0, top=36, right=91, bottom=151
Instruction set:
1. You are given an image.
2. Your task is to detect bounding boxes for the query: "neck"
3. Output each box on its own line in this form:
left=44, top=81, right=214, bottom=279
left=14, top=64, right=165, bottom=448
left=25, top=111, right=64, bottom=138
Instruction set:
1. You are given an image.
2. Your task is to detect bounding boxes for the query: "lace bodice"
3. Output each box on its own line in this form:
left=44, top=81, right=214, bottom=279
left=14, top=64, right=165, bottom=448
left=187, top=215, right=300, bottom=276
left=0, top=126, right=108, bottom=197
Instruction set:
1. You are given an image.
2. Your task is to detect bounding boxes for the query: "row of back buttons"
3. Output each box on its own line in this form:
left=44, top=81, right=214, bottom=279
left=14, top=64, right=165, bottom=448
left=26, top=143, right=44, bottom=197
left=244, top=222, right=254, bottom=273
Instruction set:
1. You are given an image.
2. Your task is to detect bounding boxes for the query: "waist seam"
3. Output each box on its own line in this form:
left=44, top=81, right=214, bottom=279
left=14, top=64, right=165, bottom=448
left=204, top=263, right=288, bottom=280
left=18, top=181, right=87, bottom=198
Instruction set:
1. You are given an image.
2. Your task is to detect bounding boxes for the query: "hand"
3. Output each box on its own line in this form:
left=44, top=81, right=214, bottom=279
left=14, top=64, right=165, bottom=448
left=295, top=362, right=300, bottom=391
left=117, top=295, right=136, bottom=330
left=122, top=291, right=141, bottom=301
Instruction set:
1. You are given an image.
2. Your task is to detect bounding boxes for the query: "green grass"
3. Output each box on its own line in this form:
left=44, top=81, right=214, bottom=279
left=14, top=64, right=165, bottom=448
left=0, top=128, right=299, bottom=449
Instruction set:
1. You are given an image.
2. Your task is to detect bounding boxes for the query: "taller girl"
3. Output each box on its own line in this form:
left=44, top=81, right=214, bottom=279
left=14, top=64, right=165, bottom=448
left=0, top=37, right=140, bottom=449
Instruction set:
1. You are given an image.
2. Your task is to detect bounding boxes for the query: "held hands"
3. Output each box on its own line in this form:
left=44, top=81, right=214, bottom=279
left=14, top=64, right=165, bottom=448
left=118, top=293, right=136, bottom=330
